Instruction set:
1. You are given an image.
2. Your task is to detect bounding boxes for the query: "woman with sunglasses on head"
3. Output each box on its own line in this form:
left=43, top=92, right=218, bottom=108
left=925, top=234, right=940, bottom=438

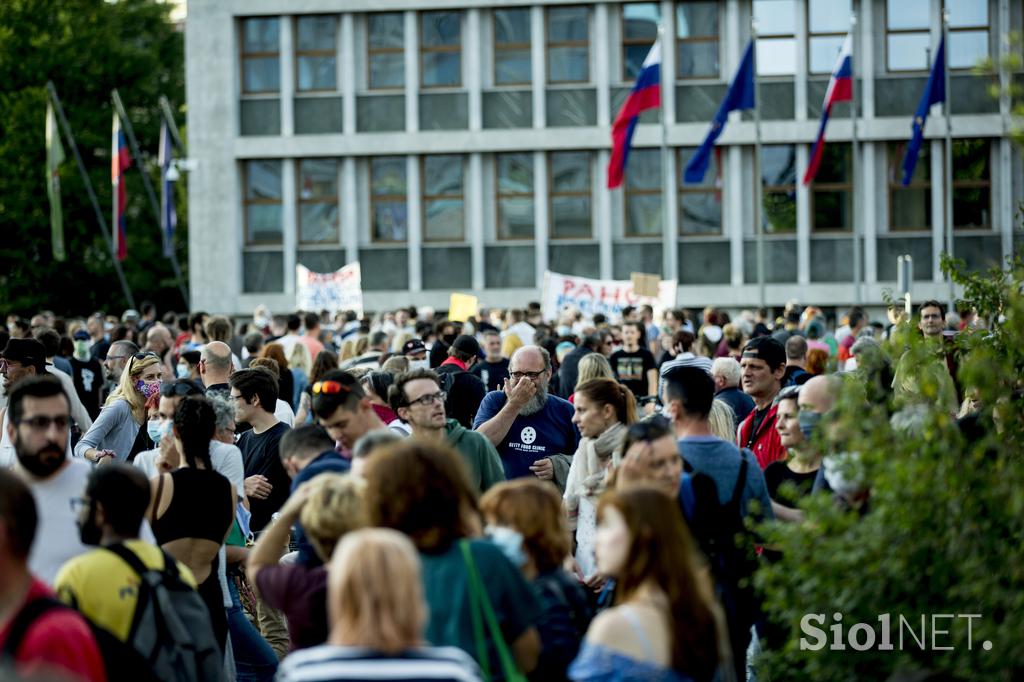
left=75, top=351, right=163, bottom=465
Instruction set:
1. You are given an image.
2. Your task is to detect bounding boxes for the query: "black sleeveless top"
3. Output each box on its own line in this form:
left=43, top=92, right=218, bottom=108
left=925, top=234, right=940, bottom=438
left=151, top=468, right=234, bottom=545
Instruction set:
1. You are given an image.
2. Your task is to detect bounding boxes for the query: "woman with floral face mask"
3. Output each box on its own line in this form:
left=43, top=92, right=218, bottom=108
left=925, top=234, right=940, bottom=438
left=75, top=351, right=163, bottom=465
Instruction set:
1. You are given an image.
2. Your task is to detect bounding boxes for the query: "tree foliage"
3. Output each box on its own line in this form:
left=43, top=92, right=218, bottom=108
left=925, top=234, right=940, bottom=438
left=0, top=0, right=185, bottom=316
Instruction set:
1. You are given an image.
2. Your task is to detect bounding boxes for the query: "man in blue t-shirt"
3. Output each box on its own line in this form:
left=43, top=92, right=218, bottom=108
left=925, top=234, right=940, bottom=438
left=473, top=346, right=579, bottom=489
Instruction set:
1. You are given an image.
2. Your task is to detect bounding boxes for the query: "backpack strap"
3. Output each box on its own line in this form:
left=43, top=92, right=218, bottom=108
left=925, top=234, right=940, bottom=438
left=1, top=597, right=67, bottom=659
left=678, top=473, right=697, bottom=522
left=729, top=456, right=749, bottom=512
left=105, top=542, right=152, bottom=578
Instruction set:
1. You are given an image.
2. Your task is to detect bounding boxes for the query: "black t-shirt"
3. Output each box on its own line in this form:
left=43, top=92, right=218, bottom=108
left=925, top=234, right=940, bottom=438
left=609, top=348, right=657, bottom=399
left=69, top=356, right=104, bottom=420
left=471, top=358, right=510, bottom=393
left=764, top=461, right=819, bottom=507
left=237, top=420, right=292, bottom=531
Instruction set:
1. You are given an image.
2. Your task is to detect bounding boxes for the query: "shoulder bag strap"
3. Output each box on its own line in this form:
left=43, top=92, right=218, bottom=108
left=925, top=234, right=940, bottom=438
left=461, top=541, right=526, bottom=682
left=459, top=540, right=492, bottom=682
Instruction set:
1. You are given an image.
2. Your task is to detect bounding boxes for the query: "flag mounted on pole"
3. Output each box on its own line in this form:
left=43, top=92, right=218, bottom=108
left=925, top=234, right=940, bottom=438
left=159, top=119, right=177, bottom=258
left=900, top=37, right=945, bottom=186
left=111, top=110, right=131, bottom=261
left=803, top=33, right=853, bottom=185
left=684, top=40, right=755, bottom=183
left=46, top=101, right=66, bottom=261
left=607, top=39, right=661, bottom=189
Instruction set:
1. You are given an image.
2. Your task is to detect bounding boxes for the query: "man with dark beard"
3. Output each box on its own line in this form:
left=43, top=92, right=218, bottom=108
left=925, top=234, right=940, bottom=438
left=6, top=376, right=92, bottom=584
left=473, top=346, right=579, bottom=491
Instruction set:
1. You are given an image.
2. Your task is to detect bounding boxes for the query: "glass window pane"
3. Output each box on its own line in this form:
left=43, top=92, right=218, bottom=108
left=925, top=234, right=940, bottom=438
left=551, top=152, right=591, bottom=192
left=424, top=156, right=463, bottom=196
left=952, top=188, right=989, bottom=228
left=812, top=190, right=851, bottom=230
left=299, top=159, right=337, bottom=198
left=495, top=8, right=530, bottom=44
left=753, top=0, right=796, bottom=36
left=762, top=145, right=796, bottom=186
left=298, top=56, right=336, bottom=90
left=680, top=192, right=722, bottom=234
left=243, top=18, right=279, bottom=53
left=677, top=3, right=717, bottom=38
left=679, top=147, right=720, bottom=189
left=763, top=191, right=797, bottom=232
left=887, top=33, right=930, bottom=71
left=952, top=140, right=989, bottom=181
left=498, top=197, right=534, bottom=238
left=423, top=52, right=461, bottom=87
left=756, top=39, right=796, bottom=76
left=624, top=44, right=657, bottom=80
left=243, top=252, right=283, bottom=293
left=623, top=3, right=659, bottom=41
left=889, top=141, right=930, bottom=182
left=373, top=201, right=408, bottom=241
left=247, top=161, right=282, bottom=200
left=626, top=149, right=661, bottom=191
left=626, top=194, right=662, bottom=235
left=947, top=0, right=988, bottom=27
left=887, top=0, right=929, bottom=30
left=425, top=199, right=464, bottom=240
left=548, top=47, right=589, bottom=82
left=496, top=49, right=532, bottom=85
left=300, top=203, right=339, bottom=243
left=551, top=197, right=592, bottom=238
left=548, top=7, right=589, bottom=42
left=247, top=205, right=282, bottom=243
left=243, top=58, right=280, bottom=92
left=679, top=41, right=719, bottom=78
left=891, top=188, right=931, bottom=229
left=371, top=158, right=406, bottom=196
left=369, top=14, right=404, bottom=48
left=809, top=35, right=845, bottom=74
left=949, top=31, right=989, bottom=69
left=370, top=53, right=404, bottom=89
left=815, top=144, right=850, bottom=184
left=296, top=16, right=336, bottom=51
left=422, top=12, right=461, bottom=47
left=809, top=0, right=851, bottom=33
left=498, top=153, right=534, bottom=194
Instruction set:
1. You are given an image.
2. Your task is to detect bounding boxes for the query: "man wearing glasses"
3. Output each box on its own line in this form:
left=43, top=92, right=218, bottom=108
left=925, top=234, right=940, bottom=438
left=2, top=339, right=74, bottom=469
left=473, top=346, right=579, bottom=490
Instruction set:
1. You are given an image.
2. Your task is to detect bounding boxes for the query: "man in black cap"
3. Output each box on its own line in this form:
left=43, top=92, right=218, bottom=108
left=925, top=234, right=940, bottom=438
left=402, top=338, right=429, bottom=371
left=1, top=339, right=73, bottom=468
left=434, top=335, right=486, bottom=429
left=737, top=335, right=788, bottom=469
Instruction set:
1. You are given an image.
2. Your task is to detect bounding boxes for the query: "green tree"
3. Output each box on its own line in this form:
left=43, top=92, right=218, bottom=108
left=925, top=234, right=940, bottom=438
left=0, top=0, right=185, bottom=316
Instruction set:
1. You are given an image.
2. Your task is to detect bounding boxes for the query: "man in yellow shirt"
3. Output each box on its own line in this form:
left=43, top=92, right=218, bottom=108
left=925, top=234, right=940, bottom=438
left=54, top=464, right=196, bottom=643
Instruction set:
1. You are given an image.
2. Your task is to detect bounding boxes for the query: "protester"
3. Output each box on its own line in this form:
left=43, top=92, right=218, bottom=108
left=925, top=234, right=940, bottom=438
left=294, top=350, right=339, bottom=424
left=557, top=333, right=605, bottom=399
left=736, top=336, right=788, bottom=469
left=471, top=330, right=510, bottom=393
left=2, top=339, right=73, bottom=467
left=764, top=385, right=820, bottom=511
left=569, top=353, right=615, bottom=403
left=34, top=328, right=94, bottom=435
left=435, top=334, right=488, bottom=429
left=310, top=369, right=387, bottom=452
left=68, top=329, right=105, bottom=420
left=609, top=321, right=658, bottom=399
left=258, top=343, right=295, bottom=408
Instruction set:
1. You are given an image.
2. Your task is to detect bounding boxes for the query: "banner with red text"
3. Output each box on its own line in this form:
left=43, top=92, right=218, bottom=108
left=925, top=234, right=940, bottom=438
left=296, top=262, right=363, bottom=316
left=541, top=271, right=676, bottom=322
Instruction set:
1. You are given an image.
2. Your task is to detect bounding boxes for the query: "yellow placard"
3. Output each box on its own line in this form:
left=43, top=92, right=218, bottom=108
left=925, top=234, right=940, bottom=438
left=631, top=272, right=661, bottom=298
left=448, top=292, right=479, bottom=322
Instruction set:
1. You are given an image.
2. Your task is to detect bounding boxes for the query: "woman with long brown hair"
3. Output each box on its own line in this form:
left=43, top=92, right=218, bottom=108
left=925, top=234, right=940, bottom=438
left=569, top=486, right=725, bottom=682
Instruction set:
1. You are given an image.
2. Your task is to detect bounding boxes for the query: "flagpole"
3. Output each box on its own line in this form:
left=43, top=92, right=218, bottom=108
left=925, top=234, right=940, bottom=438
left=850, top=11, right=861, bottom=305
left=941, top=11, right=954, bottom=309
left=658, top=26, right=673, bottom=283
left=158, top=96, right=185, bottom=151
left=45, top=81, right=136, bottom=309
left=752, top=20, right=765, bottom=309
left=111, top=90, right=189, bottom=307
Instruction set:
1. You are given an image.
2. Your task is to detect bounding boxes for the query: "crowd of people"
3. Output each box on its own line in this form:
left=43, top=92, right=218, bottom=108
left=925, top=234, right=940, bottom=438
left=0, top=296, right=984, bottom=681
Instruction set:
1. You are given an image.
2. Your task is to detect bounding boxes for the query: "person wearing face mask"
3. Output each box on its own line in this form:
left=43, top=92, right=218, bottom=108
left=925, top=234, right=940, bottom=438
left=75, top=352, right=162, bottom=465
left=402, top=338, right=430, bottom=372
left=763, top=386, right=819, bottom=523
left=481, top=479, right=593, bottom=682
left=68, top=330, right=105, bottom=421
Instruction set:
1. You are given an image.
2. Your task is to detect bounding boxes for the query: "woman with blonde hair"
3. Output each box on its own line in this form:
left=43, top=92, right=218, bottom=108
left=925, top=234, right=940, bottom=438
left=248, top=473, right=367, bottom=651
left=277, top=528, right=482, bottom=681
left=76, top=351, right=163, bottom=463
left=569, top=353, right=615, bottom=403
left=709, top=399, right=737, bottom=442
left=288, top=341, right=312, bottom=407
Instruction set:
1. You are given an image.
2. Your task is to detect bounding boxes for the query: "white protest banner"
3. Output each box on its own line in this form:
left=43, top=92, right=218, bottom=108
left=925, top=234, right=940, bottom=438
left=296, top=262, right=363, bottom=316
left=541, top=271, right=676, bottom=322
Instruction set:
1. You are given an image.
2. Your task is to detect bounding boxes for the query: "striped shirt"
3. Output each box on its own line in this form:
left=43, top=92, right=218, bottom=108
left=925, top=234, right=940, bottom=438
left=277, top=645, right=483, bottom=682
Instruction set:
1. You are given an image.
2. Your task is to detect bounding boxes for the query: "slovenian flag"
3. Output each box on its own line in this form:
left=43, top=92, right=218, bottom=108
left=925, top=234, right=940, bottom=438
left=803, top=33, right=854, bottom=185
left=607, top=39, right=661, bottom=189
left=111, top=111, right=131, bottom=261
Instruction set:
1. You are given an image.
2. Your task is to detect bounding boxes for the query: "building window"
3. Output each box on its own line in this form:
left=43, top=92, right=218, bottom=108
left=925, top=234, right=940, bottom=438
left=421, top=11, right=461, bottom=88
left=948, top=0, right=989, bottom=70
left=753, top=0, right=796, bottom=76
left=371, top=157, right=407, bottom=242
left=298, top=159, right=339, bottom=244
left=241, top=18, right=280, bottom=93
left=494, top=9, right=531, bottom=86
left=547, top=6, right=590, bottom=83
left=676, top=2, right=719, bottom=79
left=761, top=145, right=797, bottom=233
left=549, top=151, right=592, bottom=238
left=952, top=138, right=990, bottom=229
left=497, top=153, right=534, bottom=239
left=295, top=16, right=337, bottom=91
left=422, top=155, right=465, bottom=241
left=622, top=3, right=660, bottom=81
left=888, top=141, right=931, bottom=231
left=368, top=13, right=405, bottom=90
left=810, top=143, right=851, bottom=231
left=886, top=0, right=930, bottom=71
left=244, top=160, right=283, bottom=244
left=808, top=0, right=851, bottom=74
left=679, top=147, right=722, bottom=234
left=624, top=149, right=661, bottom=236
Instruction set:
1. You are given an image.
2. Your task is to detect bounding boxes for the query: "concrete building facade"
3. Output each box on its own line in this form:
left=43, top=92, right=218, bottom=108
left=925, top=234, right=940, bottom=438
left=185, top=0, right=1023, bottom=315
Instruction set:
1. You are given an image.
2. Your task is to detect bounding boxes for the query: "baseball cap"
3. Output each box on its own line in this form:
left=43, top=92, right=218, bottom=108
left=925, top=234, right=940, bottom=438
left=73, top=330, right=90, bottom=341
left=121, top=309, right=140, bottom=323
left=402, top=339, right=427, bottom=356
left=450, top=335, right=481, bottom=357
left=741, top=336, right=786, bottom=369
left=1, top=338, right=47, bottom=370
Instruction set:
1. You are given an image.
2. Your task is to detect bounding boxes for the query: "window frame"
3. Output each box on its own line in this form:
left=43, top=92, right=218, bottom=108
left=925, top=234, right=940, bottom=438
left=369, top=157, right=409, bottom=244
left=546, top=5, right=591, bottom=85
left=495, top=152, right=535, bottom=241
left=548, top=150, right=594, bottom=240
left=753, top=0, right=797, bottom=77
left=420, top=11, right=463, bottom=90
left=294, top=15, right=338, bottom=93
left=367, top=12, right=405, bottom=92
left=421, top=155, right=466, bottom=242
left=675, top=1, right=720, bottom=81
left=884, top=0, right=931, bottom=73
left=621, top=3, right=661, bottom=83
left=296, top=159, right=340, bottom=245
left=806, top=0, right=851, bottom=75
left=240, top=17, right=281, bottom=95
left=809, top=143, right=853, bottom=232
left=760, top=145, right=798, bottom=234
left=243, top=159, right=284, bottom=246
left=887, top=141, right=932, bottom=232
left=493, top=8, right=532, bottom=87
left=678, top=147, right=724, bottom=236
left=947, top=2, right=990, bottom=72
left=951, top=138, right=992, bottom=230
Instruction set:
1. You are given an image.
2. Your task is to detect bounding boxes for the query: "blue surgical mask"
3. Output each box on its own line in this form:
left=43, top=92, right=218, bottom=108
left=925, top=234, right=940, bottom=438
left=159, top=420, right=174, bottom=442
left=486, top=525, right=527, bottom=568
left=176, top=363, right=191, bottom=379
left=798, top=409, right=823, bottom=440
left=147, top=419, right=163, bottom=444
